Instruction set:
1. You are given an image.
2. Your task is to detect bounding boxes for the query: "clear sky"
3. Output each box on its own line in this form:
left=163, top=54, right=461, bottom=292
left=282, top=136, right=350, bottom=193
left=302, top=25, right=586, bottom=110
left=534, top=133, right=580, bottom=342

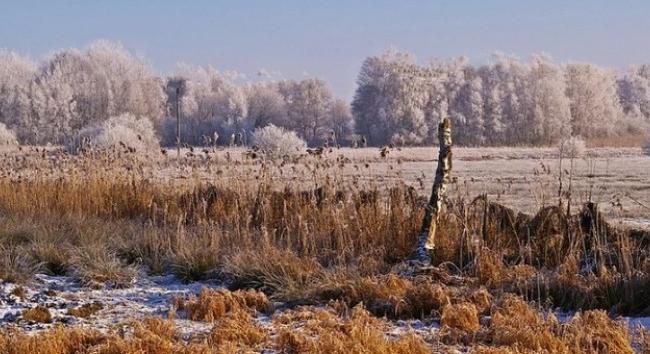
left=2, top=0, right=649, bottom=98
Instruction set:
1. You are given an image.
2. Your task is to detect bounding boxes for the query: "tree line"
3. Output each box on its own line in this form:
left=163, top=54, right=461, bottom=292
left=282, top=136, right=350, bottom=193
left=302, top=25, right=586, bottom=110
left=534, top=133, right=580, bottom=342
left=0, top=41, right=648, bottom=148
left=353, top=50, right=649, bottom=146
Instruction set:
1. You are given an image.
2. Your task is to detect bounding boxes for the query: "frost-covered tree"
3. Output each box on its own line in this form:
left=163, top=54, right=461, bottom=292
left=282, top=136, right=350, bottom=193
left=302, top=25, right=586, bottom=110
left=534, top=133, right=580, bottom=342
left=452, top=70, right=484, bottom=145
left=277, top=78, right=333, bottom=145
left=524, top=55, right=572, bottom=144
left=2, top=41, right=164, bottom=145
left=245, top=83, right=287, bottom=128
left=327, top=98, right=354, bottom=144
left=0, top=51, right=36, bottom=142
left=565, top=63, right=623, bottom=138
left=617, top=65, right=650, bottom=133
left=352, top=50, right=430, bottom=146
left=163, top=64, right=248, bottom=145
left=86, top=40, right=164, bottom=125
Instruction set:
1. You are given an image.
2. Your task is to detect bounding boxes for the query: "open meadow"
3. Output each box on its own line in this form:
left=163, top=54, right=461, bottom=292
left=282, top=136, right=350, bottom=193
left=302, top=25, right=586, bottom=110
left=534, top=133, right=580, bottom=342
left=0, top=144, right=648, bottom=353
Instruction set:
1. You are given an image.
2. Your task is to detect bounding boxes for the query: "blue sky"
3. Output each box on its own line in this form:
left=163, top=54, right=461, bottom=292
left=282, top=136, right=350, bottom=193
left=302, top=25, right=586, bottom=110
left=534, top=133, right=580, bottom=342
left=1, top=0, right=649, bottom=98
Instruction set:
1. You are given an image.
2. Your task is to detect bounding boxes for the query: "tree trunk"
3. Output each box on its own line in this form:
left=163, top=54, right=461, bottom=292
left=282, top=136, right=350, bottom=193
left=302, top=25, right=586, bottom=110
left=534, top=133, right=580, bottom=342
left=416, top=118, right=453, bottom=263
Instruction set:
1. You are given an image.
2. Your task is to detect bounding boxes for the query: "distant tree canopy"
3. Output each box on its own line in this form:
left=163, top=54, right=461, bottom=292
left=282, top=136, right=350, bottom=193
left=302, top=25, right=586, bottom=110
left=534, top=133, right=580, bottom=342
left=0, top=42, right=647, bottom=147
left=352, top=50, right=649, bottom=146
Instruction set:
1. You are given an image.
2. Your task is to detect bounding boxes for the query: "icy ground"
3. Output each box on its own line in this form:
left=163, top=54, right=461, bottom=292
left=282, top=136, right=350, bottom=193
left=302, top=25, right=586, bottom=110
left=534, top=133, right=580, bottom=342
left=0, top=273, right=647, bottom=342
left=0, top=274, right=215, bottom=336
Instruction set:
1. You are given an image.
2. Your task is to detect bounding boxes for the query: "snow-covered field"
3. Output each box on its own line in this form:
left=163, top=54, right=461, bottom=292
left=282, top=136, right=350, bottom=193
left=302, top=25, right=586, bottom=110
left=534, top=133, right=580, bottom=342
left=0, top=274, right=216, bottom=336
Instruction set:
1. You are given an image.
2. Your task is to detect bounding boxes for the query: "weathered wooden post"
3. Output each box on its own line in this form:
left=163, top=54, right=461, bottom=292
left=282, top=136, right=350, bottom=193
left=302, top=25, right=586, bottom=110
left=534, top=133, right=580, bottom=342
left=416, top=118, right=453, bottom=263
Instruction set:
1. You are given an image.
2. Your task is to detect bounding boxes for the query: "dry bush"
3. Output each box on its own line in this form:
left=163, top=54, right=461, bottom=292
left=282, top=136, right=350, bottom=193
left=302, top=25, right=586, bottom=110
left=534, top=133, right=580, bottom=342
left=170, top=237, right=220, bottom=282
left=10, top=286, right=27, bottom=299
left=486, top=294, right=566, bottom=353
left=478, top=295, right=635, bottom=353
left=274, top=305, right=431, bottom=354
left=173, top=288, right=272, bottom=322
left=637, top=327, right=650, bottom=353
left=69, top=246, right=138, bottom=288
left=224, top=248, right=326, bottom=301
left=0, top=327, right=106, bottom=354
left=94, top=317, right=209, bottom=354
left=317, top=274, right=457, bottom=320
left=403, top=278, right=452, bottom=318
left=29, top=240, right=71, bottom=276
left=209, top=310, right=268, bottom=349
left=66, top=302, right=104, bottom=318
left=0, top=245, right=42, bottom=283
left=561, top=310, right=633, bottom=354
left=559, top=135, right=586, bottom=158
left=21, top=306, right=52, bottom=323
left=468, top=287, right=493, bottom=314
left=472, top=249, right=506, bottom=287
left=441, top=302, right=480, bottom=332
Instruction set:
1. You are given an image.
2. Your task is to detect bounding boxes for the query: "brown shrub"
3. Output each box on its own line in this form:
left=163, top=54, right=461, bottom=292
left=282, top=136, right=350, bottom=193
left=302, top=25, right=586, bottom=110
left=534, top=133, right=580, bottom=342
left=209, top=310, right=268, bottom=349
left=0, top=327, right=106, bottom=354
left=66, top=302, right=104, bottom=318
left=174, top=288, right=272, bottom=322
left=21, top=306, right=52, bottom=323
left=274, top=305, right=431, bottom=354
left=562, top=310, right=633, bottom=354
left=441, top=302, right=480, bottom=332
left=403, top=278, right=451, bottom=318
left=473, top=249, right=506, bottom=287
left=10, top=286, right=27, bottom=300
left=487, top=294, right=566, bottom=353
left=468, top=287, right=493, bottom=314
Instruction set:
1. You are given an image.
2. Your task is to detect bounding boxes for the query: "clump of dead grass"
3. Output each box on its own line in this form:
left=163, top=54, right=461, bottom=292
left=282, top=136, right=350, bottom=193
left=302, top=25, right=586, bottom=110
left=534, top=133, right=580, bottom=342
left=66, top=302, right=104, bottom=318
left=561, top=310, right=634, bottom=354
left=224, top=248, right=326, bottom=301
left=486, top=294, right=566, bottom=352
left=0, top=245, right=42, bottom=283
left=209, top=309, right=268, bottom=349
left=173, top=288, right=272, bottom=322
left=274, top=305, right=431, bottom=354
left=21, top=306, right=52, bottom=323
left=69, top=246, right=138, bottom=288
left=441, top=302, right=480, bottom=332
left=317, top=274, right=451, bottom=319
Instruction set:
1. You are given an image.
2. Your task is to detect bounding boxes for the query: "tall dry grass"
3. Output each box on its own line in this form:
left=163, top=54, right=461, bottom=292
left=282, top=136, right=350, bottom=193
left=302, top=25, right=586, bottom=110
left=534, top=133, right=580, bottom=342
left=0, top=148, right=647, bottom=352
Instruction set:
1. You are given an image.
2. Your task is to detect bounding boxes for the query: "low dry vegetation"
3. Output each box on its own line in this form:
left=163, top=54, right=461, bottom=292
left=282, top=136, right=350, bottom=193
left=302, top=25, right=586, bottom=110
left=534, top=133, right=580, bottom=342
left=0, top=146, right=647, bottom=352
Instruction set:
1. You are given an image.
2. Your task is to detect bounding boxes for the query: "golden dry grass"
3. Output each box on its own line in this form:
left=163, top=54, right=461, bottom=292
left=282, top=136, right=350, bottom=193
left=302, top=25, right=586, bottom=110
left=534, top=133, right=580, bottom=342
left=173, top=288, right=272, bottom=322
left=441, top=302, right=480, bottom=332
left=66, top=302, right=104, bottom=318
left=21, top=306, right=52, bottom=323
left=0, top=148, right=647, bottom=352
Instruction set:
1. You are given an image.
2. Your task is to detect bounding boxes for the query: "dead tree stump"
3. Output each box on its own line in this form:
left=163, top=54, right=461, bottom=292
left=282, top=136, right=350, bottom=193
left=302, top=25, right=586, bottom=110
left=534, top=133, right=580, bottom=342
left=416, top=118, right=453, bottom=263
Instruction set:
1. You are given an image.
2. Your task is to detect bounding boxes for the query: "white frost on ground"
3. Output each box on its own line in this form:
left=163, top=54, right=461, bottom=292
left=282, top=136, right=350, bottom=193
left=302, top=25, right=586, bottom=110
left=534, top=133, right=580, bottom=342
left=0, top=274, right=217, bottom=336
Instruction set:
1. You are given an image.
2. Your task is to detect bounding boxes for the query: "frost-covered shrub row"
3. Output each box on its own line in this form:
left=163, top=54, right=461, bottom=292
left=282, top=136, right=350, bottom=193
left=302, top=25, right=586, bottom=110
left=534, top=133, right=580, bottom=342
left=1, top=42, right=649, bottom=147
left=252, top=124, right=306, bottom=158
